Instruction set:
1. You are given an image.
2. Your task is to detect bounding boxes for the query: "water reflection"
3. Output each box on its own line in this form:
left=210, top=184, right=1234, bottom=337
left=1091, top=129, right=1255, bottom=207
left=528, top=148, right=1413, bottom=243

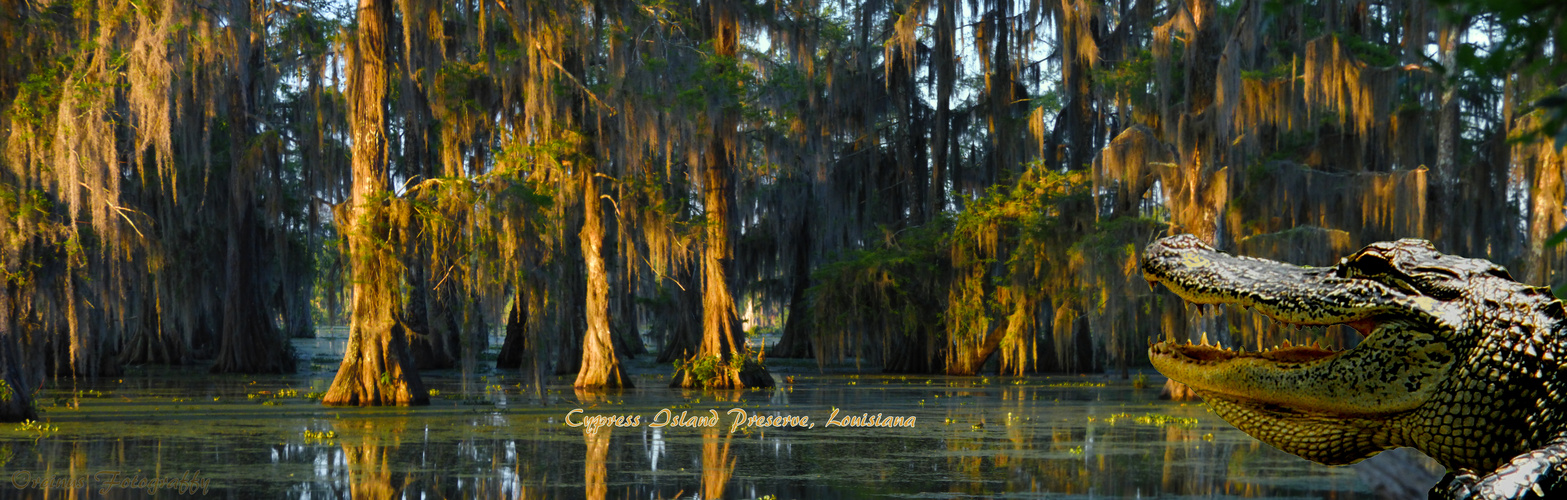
left=701, top=428, right=735, bottom=499
left=0, top=371, right=1400, bottom=499
left=338, top=420, right=402, bottom=498
left=584, top=426, right=610, bottom=500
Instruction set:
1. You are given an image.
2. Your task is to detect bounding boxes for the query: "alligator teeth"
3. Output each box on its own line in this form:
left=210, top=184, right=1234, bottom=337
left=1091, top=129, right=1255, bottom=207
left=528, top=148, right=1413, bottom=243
left=1146, top=280, right=1157, bottom=291
left=1201, top=332, right=1210, bottom=346
left=1282, top=339, right=1293, bottom=348
left=1310, top=340, right=1322, bottom=350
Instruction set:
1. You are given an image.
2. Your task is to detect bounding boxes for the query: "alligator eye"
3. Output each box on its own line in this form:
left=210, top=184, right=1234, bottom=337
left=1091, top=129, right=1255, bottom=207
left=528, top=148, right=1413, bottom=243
left=1487, top=267, right=1515, bottom=281
left=1352, top=252, right=1395, bottom=276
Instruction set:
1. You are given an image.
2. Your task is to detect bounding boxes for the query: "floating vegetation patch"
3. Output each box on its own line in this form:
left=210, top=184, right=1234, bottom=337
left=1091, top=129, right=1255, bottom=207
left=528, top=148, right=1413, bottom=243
left=302, top=430, right=336, bottom=444
left=1090, top=412, right=1199, bottom=428
left=248, top=388, right=302, bottom=403
left=16, top=420, right=57, bottom=441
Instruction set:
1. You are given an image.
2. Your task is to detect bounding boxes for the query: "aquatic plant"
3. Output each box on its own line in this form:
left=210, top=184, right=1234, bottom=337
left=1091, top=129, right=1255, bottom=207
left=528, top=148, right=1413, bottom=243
left=16, top=419, right=57, bottom=440
left=302, top=430, right=336, bottom=443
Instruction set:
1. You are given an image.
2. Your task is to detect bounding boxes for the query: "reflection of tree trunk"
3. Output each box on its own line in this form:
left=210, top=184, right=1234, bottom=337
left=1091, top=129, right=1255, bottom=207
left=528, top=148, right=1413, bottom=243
left=1160, top=425, right=1184, bottom=493
left=701, top=428, right=735, bottom=500
left=323, top=0, right=427, bottom=406
left=583, top=427, right=611, bottom=500
left=339, top=424, right=405, bottom=498
left=577, top=166, right=633, bottom=388
left=344, top=442, right=401, bottom=498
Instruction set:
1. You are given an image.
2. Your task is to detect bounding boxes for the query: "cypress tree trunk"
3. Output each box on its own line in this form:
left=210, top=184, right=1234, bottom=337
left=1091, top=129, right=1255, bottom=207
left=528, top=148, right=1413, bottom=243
left=929, top=0, right=955, bottom=216
left=769, top=199, right=813, bottom=358
left=212, top=207, right=295, bottom=373
left=404, top=266, right=460, bottom=370
left=0, top=287, right=36, bottom=423
left=212, top=0, right=294, bottom=374
left=656, top=255, right=703, bottom=363
left=670, top=4, right=772, bottom=389
left=323, top=0, right=427, bottom=406
left=496, top=293, right=527, bottom=369
left=499, top=288, right=548, bottom=395
left=576, top=166, right=633, bottom=388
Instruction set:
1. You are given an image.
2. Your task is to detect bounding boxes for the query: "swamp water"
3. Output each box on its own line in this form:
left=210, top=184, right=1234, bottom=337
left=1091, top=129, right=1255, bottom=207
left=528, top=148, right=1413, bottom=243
left=0, top=335, right=1423, bottom=499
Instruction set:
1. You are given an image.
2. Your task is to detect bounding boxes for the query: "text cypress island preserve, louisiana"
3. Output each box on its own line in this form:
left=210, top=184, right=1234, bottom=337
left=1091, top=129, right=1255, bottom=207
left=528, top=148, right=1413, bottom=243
left=564, top=407, right=916, bottom=433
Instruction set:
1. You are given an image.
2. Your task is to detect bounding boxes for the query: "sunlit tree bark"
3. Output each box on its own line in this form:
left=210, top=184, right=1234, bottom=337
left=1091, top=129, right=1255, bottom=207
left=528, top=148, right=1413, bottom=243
left=671, top=1, right=772, bottom=389
left=323, top=0, right=428, bottom=406
left=576, top=164, right=633, bottom=388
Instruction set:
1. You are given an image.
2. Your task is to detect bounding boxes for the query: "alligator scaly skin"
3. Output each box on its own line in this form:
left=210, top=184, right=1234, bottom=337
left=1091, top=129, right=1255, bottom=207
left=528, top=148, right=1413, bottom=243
left=1141, top=234, right=1567, bottom=500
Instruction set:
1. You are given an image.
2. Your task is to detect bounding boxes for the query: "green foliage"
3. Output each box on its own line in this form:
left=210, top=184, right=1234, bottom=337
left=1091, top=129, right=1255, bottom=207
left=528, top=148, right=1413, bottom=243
left=809, top=218, right=951, bottom=343
left=1241, top=62, right=1294, bottom=81
left=16, top=420, right=57, bottom=441
left=1440, top=0, right=1565, bottom=148
left=1340, top=33, right=1397, bottom=67
left=12, top=64, right=64, bottom=143
left=302, top=430, right=336, bottom=443
left=1094, top=49, right=1156, bottom=103
left=433, top=60, right=489, bottom=117
left=672, top=352, right=765, bottom=388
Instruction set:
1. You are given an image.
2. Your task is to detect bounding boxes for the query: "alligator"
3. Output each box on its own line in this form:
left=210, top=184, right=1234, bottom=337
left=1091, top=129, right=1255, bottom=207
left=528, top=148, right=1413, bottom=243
left=1141, top=234, right=1567, bottom=500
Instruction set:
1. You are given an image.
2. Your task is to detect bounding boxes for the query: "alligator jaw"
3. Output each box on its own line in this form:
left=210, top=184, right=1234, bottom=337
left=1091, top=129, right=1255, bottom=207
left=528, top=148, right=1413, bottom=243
left=1142, top=235, right=1463, bottom=464
left=1143, top=234, right=1420, bottom=327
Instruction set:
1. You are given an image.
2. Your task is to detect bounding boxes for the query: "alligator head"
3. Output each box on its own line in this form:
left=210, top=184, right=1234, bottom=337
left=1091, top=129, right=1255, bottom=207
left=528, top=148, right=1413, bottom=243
left=1143, top=234, right=1567, bottom=499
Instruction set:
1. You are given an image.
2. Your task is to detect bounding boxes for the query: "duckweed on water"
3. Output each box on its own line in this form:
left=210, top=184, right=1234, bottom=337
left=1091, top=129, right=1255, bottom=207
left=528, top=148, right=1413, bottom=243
left=1094, top=412, right=1200, bottom=427
left=301, top=430, right=335, bottom=443
left=16, top=420, right=57, bottom=440
left=1048, top=381, right=1107, bottom=388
